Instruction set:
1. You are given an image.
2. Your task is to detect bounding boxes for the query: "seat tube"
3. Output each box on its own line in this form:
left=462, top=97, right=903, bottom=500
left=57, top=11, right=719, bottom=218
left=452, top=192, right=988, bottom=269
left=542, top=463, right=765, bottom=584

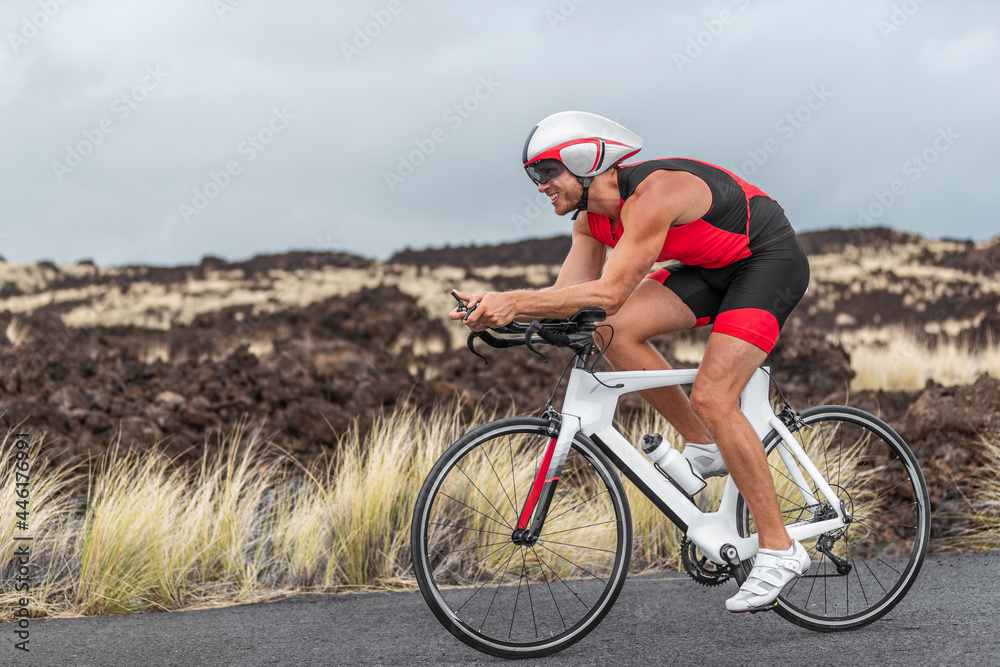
left=517, top=415, right=581, bottom=539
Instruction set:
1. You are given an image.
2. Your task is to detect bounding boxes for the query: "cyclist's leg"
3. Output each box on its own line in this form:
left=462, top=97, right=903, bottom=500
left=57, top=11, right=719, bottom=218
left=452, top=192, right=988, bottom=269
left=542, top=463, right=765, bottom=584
left=598, top=267, right=718, bottom=444
left=689, top=333, right=790, bottom=550
left=690, top=232, right=809, bottom=551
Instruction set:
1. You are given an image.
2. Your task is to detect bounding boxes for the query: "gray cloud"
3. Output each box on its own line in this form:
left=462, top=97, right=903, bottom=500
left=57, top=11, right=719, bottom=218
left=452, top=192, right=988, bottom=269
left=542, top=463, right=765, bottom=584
left=1, top=0, right=996, bottom=266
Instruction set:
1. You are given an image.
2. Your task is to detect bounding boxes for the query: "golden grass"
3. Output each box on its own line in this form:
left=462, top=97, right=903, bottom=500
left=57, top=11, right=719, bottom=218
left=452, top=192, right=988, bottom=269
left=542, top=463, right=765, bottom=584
left=0, top=428, right=79, bottom=615
left=836, top=325, right=1000, bottom=391
left=956, top=435, right=1000, bottom=552
left=1, top=402, right=739, bottom=621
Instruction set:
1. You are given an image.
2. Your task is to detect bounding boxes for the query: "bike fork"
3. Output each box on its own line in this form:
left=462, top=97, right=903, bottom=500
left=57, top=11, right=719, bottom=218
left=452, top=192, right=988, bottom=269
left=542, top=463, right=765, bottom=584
left=511, top=414, right=580, bottom=546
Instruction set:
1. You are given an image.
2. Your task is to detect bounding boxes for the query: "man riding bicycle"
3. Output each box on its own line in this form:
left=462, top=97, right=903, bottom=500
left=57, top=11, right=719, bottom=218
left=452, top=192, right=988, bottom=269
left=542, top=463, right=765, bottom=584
left=449, top=110, right=812, bottom=613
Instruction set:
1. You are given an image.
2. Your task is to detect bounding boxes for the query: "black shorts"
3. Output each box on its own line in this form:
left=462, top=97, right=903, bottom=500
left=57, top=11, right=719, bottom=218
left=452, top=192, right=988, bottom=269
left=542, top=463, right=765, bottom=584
left=646, top=232, right=810, bottom=353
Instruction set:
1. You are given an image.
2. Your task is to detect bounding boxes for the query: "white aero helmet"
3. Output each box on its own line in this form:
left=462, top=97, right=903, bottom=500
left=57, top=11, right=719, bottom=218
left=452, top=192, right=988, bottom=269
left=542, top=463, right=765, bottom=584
left=522, top=111, right=642, bottom=211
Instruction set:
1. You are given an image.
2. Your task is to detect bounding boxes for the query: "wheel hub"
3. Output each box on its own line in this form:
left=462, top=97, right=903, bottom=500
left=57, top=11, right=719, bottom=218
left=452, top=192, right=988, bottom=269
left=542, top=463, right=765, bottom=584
left=510, top=528, right=538, bottom=547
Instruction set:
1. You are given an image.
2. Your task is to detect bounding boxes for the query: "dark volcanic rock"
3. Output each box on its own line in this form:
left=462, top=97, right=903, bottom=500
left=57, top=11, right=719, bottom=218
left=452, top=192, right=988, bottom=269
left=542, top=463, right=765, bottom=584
left=764, top=325, right=855, bottom=405
left=796, top=226, right=927, bottom=256
left=389, top=236, right=571, bottom=270
left=904, top=375, right=1000, bottom=452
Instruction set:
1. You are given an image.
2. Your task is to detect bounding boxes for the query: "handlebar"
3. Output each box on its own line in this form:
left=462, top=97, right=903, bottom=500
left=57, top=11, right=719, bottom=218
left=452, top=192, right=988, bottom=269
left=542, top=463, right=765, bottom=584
left=463, top=307, right=607, bottom=364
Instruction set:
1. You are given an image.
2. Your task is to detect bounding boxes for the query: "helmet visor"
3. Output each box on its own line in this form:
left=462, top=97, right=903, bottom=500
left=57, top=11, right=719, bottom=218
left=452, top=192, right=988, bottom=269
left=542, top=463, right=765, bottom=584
left=524, top=159, right=567, bottom=185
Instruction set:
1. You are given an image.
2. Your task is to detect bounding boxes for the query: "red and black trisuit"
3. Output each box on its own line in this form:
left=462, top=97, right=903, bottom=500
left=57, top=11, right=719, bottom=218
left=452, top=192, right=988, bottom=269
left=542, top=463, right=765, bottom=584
left=583, top=158, right=810, bottom=353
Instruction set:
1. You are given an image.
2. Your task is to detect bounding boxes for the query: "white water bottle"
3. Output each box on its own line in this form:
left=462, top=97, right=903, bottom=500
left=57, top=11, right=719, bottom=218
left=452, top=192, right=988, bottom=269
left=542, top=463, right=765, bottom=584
left=642, top=434, right=705, bottom=496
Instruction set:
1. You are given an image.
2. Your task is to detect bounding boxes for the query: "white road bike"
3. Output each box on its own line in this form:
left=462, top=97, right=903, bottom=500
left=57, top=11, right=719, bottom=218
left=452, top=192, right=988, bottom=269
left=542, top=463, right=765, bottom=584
left=411, top=309, right=930, bottom=659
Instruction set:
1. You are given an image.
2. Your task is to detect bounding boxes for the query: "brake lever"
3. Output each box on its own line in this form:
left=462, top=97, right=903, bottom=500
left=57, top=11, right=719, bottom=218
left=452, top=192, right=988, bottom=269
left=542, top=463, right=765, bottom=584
left=466, top=331, right=489, bottom=365
left=524, top=321, right=548, bottom=363
left=451, top=290, right=477, bottom=320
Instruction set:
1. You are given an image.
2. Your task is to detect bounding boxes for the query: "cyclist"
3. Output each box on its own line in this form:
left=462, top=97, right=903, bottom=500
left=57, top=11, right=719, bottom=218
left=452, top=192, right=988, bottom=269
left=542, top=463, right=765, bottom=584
left=449, top=110, right=811, bottom=613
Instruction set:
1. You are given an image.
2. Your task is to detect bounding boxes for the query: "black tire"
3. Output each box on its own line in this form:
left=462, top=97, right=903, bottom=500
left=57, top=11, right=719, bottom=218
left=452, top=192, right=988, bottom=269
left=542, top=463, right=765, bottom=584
left=411, top=417, right=632, bottom=659
left=734, top=406, right=931, bottom=631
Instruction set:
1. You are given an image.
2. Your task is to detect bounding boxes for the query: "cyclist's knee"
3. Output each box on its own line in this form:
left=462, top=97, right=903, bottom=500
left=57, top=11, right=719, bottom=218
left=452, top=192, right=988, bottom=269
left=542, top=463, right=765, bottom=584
left=689, top=386, right=736, bottom=425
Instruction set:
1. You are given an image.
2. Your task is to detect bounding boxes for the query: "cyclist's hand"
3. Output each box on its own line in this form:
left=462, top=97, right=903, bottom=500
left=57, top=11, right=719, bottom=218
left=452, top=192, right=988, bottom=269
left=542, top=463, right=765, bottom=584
left=449, top=290, right=485, bottom=322
left=462, top=292, right=518, bottom=332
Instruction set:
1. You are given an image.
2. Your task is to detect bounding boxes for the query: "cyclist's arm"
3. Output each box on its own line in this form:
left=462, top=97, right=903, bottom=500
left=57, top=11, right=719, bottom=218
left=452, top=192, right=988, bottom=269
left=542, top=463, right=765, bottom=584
left=546, top=214, right=606, bottom=290
left=457, top=171, right=710, bottom=327
left=500, top=216, right=604, bottom=323
left=509, top=209, right=664, bottom=319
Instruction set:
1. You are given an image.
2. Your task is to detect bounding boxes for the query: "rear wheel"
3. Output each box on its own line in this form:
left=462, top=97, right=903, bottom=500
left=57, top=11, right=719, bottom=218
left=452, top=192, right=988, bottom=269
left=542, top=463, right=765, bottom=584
left=411, top=417, right=632, bottom=659
left=735, top=406, right=930, bottom=631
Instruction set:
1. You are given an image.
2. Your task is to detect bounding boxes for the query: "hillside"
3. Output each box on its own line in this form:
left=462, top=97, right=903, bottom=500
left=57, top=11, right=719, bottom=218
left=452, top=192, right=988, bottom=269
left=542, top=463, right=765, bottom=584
left=2, top=228, right=999, bottom=532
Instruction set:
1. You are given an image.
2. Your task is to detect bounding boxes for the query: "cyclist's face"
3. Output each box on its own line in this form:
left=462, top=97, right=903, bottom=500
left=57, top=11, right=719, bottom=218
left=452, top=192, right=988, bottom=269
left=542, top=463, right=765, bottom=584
left=527, top=160, right=582, bottom=216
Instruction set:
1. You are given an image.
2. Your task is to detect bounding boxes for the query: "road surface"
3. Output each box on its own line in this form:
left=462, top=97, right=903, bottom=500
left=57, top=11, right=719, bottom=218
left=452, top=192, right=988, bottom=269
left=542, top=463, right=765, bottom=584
left=8, top=552, right=998, bottom=666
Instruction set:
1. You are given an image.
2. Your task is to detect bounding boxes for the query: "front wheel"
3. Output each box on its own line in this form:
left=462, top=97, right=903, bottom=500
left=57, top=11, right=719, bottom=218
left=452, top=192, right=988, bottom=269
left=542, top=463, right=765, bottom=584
left=735, top=406, right=931, bottom=631
left=411, top=417, right=632, bottom=659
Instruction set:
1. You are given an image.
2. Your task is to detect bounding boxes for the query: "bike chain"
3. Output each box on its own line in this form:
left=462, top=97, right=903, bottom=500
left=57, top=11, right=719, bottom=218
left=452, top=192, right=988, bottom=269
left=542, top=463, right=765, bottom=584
left=680, top=537, right=732, bottom=587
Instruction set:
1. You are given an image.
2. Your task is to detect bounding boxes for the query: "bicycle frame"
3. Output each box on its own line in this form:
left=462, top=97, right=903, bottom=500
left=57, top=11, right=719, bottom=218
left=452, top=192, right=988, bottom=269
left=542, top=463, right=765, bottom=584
left=520, top=366, right=850, bottom=566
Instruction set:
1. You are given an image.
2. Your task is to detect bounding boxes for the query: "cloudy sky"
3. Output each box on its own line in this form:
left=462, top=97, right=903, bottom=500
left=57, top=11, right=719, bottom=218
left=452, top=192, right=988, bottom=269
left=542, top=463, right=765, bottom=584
left=1, top=1, right=997, bottom=267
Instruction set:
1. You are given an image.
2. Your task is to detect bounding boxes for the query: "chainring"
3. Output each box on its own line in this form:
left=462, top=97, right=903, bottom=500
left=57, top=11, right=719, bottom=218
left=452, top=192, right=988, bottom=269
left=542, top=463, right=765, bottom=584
left=680, top=536, right=732, bottom=587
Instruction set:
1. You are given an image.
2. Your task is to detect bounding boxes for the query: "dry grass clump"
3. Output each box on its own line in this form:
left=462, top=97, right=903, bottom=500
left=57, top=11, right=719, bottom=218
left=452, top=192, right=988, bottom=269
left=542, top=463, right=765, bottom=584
left=836, top=325, right=1000, bottom=391
left=0, top=428, right=79, bottom=616
left=1, top=403, right=722, bottom=621
left=958, top=435, right=1000, bottom=552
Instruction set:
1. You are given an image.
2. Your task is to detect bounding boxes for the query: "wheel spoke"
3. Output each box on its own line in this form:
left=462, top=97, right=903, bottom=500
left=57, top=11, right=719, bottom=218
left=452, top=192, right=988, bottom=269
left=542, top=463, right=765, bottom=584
left=455, top=464, right=515, bottom=530
left=545, top=489, right=611, bottom=526
left=481, top=445, right=518, bottom=517
left=454, top=542, right=518, bottom=614
left=846, top=534, right=891, bottom=595
left=480, top=547, right=519, bottom=631
left=451, top=539, right=519, bottom=590
left=851, top=479, right=916, bottom=515
left=436, top=539, right=516, bottom=558
left=846, top=537, right=871, bottom=610
left=536, top=542, right=610, bottom=585
left=428, top=520, right=511, bottom=538
left=542, top=520, right=617, bottom=537
left=537, top=539, right=618, bottom=555
left=532, top=547, right=594, bottom=611
left=533, top=547, right=568, bottom=631
left=439, top=492, right=511, bottom=532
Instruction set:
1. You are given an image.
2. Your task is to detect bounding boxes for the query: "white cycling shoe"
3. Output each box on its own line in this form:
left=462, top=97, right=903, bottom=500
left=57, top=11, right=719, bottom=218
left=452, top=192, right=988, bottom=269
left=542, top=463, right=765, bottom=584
left=726, top=541, right=811, bottom=613
left=682, top=443, right=728, bottom=480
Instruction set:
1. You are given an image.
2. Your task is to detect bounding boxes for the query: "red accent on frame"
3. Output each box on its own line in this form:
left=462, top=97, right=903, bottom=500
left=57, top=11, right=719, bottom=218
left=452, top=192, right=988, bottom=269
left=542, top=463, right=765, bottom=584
left=517, top=437, right=557, bottom=530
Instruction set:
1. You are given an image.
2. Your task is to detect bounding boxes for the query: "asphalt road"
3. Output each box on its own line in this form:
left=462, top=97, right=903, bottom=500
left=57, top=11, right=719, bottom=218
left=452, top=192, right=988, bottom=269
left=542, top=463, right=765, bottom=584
left=7, top=552, right=998, bottom=667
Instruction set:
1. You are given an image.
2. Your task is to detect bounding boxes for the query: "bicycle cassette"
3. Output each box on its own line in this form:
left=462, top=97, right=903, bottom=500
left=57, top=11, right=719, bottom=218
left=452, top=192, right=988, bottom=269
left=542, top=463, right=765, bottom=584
left=680, top=536, right=732, bottom=587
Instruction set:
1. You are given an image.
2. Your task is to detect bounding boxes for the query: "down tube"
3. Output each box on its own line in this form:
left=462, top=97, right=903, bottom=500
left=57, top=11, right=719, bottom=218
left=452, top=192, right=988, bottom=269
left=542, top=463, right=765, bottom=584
left=588, top=426, right=702, bottom=532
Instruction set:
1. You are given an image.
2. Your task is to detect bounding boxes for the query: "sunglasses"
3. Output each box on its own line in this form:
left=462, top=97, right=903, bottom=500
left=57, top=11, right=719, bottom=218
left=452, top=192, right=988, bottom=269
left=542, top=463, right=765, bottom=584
left=524, top=159, right=567, bottom=185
